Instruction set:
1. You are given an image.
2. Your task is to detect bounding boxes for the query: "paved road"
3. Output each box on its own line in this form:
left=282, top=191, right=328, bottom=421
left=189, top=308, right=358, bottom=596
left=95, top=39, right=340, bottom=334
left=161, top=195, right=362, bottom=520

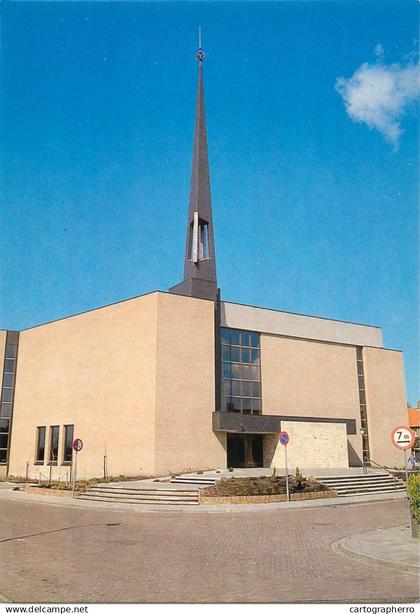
left=0, top=498, right=418, bottom=603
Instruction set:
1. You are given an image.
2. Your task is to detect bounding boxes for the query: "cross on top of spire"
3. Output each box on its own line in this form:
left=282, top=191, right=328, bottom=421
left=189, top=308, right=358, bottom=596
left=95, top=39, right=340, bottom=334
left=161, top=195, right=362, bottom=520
left=196, top=26, right=205, bottom=62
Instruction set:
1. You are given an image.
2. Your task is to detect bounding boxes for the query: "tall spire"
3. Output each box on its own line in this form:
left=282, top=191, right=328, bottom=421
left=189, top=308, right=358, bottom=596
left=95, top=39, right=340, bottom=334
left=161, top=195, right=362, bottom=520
left=169, top=30, right=218, bottom=302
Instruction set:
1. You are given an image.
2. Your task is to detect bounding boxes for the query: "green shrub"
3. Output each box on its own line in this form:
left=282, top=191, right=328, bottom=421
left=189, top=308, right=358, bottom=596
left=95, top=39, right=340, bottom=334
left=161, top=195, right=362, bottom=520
left=408, top=473, right=420, bottom=522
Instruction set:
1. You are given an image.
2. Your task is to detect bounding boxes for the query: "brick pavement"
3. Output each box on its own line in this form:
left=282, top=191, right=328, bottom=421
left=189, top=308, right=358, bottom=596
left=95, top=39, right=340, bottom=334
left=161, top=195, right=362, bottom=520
left=0, top=498, right=418, bottom=603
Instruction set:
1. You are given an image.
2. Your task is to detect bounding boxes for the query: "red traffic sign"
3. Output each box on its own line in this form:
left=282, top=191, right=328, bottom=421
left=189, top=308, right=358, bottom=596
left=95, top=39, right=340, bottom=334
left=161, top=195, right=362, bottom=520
left=72, top=438, right=83, bottom=452
left=279, top=431, right=290, bottom=446
left=391, top=426, right=415, bottom=451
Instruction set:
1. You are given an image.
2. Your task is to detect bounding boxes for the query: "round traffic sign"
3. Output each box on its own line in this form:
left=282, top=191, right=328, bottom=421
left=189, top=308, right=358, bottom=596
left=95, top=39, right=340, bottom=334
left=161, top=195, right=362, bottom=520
left=391, top=426, right=415, bottom=451
left=279, top=431, right=289, bottom=446
left=72, top=438, right=83, bottom=452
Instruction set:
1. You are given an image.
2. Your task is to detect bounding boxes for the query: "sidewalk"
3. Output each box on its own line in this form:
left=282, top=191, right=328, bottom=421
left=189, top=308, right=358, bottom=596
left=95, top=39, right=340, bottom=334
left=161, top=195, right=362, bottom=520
left=334, top=525, right=420, bottom=574
left=0, top=481, right=407, bottom=513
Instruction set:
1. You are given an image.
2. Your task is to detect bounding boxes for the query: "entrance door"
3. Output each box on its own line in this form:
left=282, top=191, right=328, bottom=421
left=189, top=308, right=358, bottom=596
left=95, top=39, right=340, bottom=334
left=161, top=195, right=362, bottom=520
left=227, top=434, right=264, bottom=468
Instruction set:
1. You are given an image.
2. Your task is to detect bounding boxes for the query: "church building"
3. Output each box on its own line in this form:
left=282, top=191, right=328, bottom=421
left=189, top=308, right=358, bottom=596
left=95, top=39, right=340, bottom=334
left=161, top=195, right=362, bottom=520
left=0, top=44, right=408, bottom=479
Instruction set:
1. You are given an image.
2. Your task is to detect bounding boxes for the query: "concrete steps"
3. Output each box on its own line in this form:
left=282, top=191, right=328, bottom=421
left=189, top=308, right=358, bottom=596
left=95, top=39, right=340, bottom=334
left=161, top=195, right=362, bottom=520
left=170, top=476, right=217, bottom=486
left=76, top=486, right=199, bottom=505
left=318, top=473, right=406, bottom=497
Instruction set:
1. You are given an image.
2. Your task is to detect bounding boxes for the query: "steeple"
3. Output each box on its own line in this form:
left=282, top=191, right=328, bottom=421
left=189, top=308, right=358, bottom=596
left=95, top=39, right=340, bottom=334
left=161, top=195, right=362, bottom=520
left=170, top=31, right=218, bottom=302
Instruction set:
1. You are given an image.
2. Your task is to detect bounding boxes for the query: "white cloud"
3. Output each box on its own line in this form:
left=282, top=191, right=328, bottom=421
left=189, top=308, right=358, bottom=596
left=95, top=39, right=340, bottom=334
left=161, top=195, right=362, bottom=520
left=335, top=49, right=419, bottom=148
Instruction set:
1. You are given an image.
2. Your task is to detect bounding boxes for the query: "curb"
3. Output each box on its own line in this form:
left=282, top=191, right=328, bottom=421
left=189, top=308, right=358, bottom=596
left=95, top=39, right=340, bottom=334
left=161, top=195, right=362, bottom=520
left=332, top=534, right=420, bottom=576
left=0, top=590, right=12, bottom=603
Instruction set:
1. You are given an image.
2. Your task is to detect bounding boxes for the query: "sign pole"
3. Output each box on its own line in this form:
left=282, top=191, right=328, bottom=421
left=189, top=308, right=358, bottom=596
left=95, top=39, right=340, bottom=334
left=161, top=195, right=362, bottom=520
left=72, top=449, right=78, bottom=499
left=390, top=426, right=415, bottom=533
left=404, top=449, right=413, bottom=533
left=285, top=444, right=290, bottom=502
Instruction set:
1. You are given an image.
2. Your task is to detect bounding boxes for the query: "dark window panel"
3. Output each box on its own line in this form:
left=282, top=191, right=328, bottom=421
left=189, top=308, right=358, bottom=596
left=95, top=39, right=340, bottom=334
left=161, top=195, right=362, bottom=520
left=3, top=360, right=15, bottom=373
left=241, top=381, right=252, bottom=397
left=231, top=364, right=241, bottom=379
left=241, top=348, right=251, bottom=363
left=1, top=389, right=12, bottom=403
left=242, top=398, right=252, bottom=411
left=0, top=449, right=7, bottom=463
left=231, top=347, right=241, bottom=362
left=223, top=380, right=231, bottom=397
left=252, top=382, right=261, bottom=397
left=0, top=419, right=9, bottom=433
left=63, top=425, right=74, bottom=463
left=359, top=390, right=366, bottom=404
left=36, top=427, right=46, bottom=463
left=231, top=380, right=241, bottom=396
left=5, top=345, right=17, bottom=359
left=240, top=332, right=250, bottom=346
left=249, top=366, right=259, bottom=381
left=0, top=434, right=9, bottom=449
left=49, top=426, right=59, bottom=464
left=221, top=329, right=231, bottom=344
left=250, top=333, right=259, bottom=348
left=230, top=331, right=240, bottom=345
left=0, top=403, right=11, bottom=418
left=223, top=364, right=231, bottom=379
left=222, top=346, right=230, bottom=361
left=251, top=349, right=260, bottom=364
left=2, top=374, right=14, bottom=388
left=252, top=398, right=261, bottom=412
left=231, top=397, right=241, bottom=410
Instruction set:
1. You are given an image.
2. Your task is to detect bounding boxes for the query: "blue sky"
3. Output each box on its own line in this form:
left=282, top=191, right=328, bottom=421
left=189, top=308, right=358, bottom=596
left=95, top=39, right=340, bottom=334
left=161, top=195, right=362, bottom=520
left=0, top=1, right=418, bottom=402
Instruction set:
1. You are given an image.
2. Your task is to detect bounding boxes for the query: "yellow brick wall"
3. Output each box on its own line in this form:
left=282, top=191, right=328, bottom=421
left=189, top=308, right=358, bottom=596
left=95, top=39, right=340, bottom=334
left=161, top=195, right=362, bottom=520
left=8, top=294, right=159, bottom=479
left=154, top=293, right=226, bottom=474
left=363, top=347, right=408, bottom=468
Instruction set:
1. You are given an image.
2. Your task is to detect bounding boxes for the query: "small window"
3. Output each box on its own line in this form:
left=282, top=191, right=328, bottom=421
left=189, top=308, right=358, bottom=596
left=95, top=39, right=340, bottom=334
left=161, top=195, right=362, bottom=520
left=35, top=427, right=46, bottom=464
left=0, top=434, right=9, bottom=449
left=49, top=426, right=59, bottom=465
left=0, top=419, right=9, bottom=433
left=0, top=449, right=7, bottom=463
left=223, top=363, right=231, bottom=379
left=240, top=332, right=250, bottom=346
left=63, top=425, right=74, bottom=464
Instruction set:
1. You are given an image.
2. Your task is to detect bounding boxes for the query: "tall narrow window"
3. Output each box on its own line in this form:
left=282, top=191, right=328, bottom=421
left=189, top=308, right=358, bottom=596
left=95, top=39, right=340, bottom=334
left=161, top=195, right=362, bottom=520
left=63, top=425, right=74, bottom=464
left=35, top=427, right=46, bottom=464
left=221, top=328, right=262, bottom=415
left=49, top=426, right=59, bottom=465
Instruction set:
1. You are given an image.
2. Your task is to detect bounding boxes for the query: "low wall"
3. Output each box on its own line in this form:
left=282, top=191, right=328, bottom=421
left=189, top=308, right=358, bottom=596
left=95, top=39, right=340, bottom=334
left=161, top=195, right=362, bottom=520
left=199, top=491, right=336, bottom=505
left=25, top=486, right=73, bottom=497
